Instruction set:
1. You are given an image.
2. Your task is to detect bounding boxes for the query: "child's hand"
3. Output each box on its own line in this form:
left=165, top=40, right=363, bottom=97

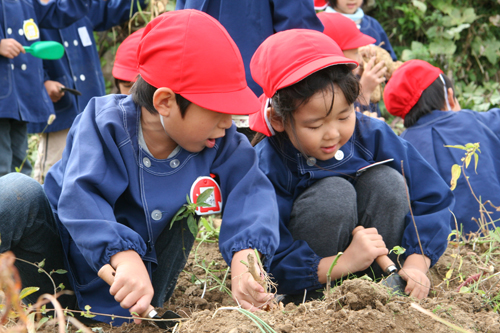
left=44, top=80, right=65, bottom=103
left=359, top=57, right=387, bottom=104
left=109, top=250, right=154, bottom=323
left=230, top=249, right=274, bottom=311
left=399, top=254, right=431, bottom=299
left=343, top=226, right=388, bottom=273
left=0, top=39, right=25, bottom=59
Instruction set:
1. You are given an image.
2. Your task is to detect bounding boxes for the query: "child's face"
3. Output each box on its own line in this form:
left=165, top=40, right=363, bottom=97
left=334, top=0, right=363, bottom=14
left=284, top=87, right=355, bottom=161
left=162, top=102, right=233, bottom=153
left=118, top=81, right=134, bottom=95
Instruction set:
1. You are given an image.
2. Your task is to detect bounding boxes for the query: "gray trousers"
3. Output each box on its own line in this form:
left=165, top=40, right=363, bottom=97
left=288, top=165, right=409, bottom=279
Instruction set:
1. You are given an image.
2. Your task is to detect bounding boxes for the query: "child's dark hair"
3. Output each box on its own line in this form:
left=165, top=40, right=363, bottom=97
left=404, top=74, right=454, bottom=128
left=251, top=65, right=360, bottom=146
left=131, top=75, right=192, bottom=117
left=327, top=0, right=338, bottom=8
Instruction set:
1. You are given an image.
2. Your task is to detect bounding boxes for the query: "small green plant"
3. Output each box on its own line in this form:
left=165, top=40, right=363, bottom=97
left=170, top=188, right=214, bottom=238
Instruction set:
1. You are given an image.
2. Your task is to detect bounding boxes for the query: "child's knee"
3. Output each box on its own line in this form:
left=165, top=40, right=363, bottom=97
left=0, top=173, right=45, bottom=204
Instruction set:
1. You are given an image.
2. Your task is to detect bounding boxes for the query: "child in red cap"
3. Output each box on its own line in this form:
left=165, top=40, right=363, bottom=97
left=0, top=10, right=279, bottom=325
left=112, top=28, right=144, bottom=95
left=249, top=29, right=453, bottom=301
left=318, top=12, right=386, bottom=118
left=384, top=59, right=500, bottom=236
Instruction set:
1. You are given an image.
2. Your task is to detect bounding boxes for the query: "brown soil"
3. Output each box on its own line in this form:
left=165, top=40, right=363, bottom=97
left=3, top=240, right=500, bottom=333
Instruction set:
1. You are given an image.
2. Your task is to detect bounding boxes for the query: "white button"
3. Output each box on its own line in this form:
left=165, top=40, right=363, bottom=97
left=73, top=39, right=78, bottom=46
left=80, top=74, right=85, bottom=81
left=306, top=157, right=316, bottom=166
left=7, top=28, right=12, bottom=35
left=64, top=41, right=69, bottom=47
left=143, top=157, right=151, bottom=167
left=170, top=159, right=180, bottom=168
left=151, top=210, right=162, bottom=221
left=21, top=64, right=26, bottom=71
left=11, top=64, right=14, bottom=70
left=73, top=76, right=77, bottom=82
left=335, top=150, right=344, bottom=160
left=18, top=29, right=23, bottom=35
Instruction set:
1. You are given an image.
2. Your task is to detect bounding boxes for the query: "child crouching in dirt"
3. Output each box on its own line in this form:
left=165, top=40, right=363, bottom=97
left=0, top=10, right=278, bottom=325
left=384, top=59, right=500, bottom=237
left=249, top=29, right=454, bottom=300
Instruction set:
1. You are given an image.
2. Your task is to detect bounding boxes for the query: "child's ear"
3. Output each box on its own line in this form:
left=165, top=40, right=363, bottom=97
left=268, top=107, right=285, bottom=133
left=447, top=87, right=461, bottom=111
left=153, top=87, right=177, bottom=117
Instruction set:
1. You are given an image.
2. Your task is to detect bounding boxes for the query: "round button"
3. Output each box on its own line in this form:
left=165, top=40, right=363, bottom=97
left=11, top=64, right=14, bottom=70
left=143, top=157, right=151, bottom=168
left=21, top=64, right=26, bottom=71
left=335, top=150, right=344, bottom=161
left=73, top=76, right=77, bottom=82
left=73, top=39, right=78, bottom=46
left=80, top=74, right=86, bottom=81
left=151, top=210, right=162, bottom=221
left=64, top=41, right=69, bottom=48
left=170, top=159, right=180, bottom=168
left=7, top=28, right=12, bottom=35
left=306, top=157, right=316, bottom=166
left=18, top=29, right=23, bottom=36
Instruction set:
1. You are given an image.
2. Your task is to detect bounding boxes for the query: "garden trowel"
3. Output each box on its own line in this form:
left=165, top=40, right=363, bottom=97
left=376, top=255, right=407, bottom=295
left=98, top=264, right=182, bottom=330
left=23, top=41, right=64, bottom=60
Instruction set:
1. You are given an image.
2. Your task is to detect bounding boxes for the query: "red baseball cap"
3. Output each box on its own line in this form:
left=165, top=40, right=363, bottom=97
left=249, top=29, right=358, bottom=136
left=137, top=10, right=259, bottom=115
left=112, top=28, right=144, bottom=82
left=317, top=12, right=376, bottom=50
left=384, top=59, right=443, bottom=119
left=314, top=0, right=328, bottom=10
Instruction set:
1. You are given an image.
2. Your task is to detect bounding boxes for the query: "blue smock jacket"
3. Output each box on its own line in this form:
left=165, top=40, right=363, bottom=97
left=360, top=15, right=397, bottom=61
left=175, top=0, right=324, bottom=96
left=255, top=113, right=453, bottom=294
left=43, top=95, right=280, bottom=324
left=28, top=0, right=145, bottom=133
left=400, top=109, right=500, bottom=235
left=0, top=0, right=90, bottom=123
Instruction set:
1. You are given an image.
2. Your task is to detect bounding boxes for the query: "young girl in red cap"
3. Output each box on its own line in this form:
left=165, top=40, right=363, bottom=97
left=384, top=59, right=500, bottom=237
left=318, top=12, right=386, bottom=118
left=0, top=10, right=278, bottom=324
left=249, top=29, right=453, bottom=300
left=112, top=28, right=144, bottom=95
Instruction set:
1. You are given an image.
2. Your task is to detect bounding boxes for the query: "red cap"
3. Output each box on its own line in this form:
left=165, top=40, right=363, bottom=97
left=384, top=59, right=443, bottom=119
left=318, top=12, right=376, bottom=50
left=314, top=0, right=328, bottom=10
left=112, top=28, right=144, bottom=82
left=137, top=10, right=259, bottom=115
left=249, top=29, right=358, bottom=136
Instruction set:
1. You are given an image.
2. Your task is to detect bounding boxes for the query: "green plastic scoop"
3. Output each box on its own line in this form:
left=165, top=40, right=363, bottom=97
left=23, top=41, right=65, bottom=60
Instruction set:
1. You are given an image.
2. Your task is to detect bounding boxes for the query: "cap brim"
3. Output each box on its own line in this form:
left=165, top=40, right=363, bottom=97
left=182, top=85, right=260, bottom=115
left=112, top=64, right=139, bottom=82
left=343, top=34, right=376, bottom=51
left=277, top=56, right=358, bottom=91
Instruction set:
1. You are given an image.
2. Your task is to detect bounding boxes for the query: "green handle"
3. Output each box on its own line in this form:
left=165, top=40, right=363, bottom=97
left=23, top=41, right=65, bottom=60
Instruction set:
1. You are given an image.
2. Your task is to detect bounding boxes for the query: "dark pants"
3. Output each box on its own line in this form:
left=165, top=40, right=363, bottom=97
left=0, top=119, right=32, bottom=177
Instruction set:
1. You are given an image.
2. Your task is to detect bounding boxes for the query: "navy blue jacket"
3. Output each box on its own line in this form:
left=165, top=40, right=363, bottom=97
left=0, top=0, right=90, bottom=123
left=401, top=109, right=500, bottom=235
left=43, top=95, right=279, bottom=324
left=28, top=0, right=144, bottom=134
left=175, top=0, right=324, bottom=96
left=360, top=15, right=397, bottom=61
left=255, top=113, right=453, bottom=294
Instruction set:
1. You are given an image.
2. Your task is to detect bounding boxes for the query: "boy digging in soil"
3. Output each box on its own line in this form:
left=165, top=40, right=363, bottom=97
left=0, top=10, right=279, bottom=325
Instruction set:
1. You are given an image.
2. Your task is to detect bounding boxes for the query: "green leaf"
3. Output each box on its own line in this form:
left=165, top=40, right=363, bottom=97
left=38, top=258, right=46, bottom=268
left=200, top=217, right=214, bottom=232
left=53, top=269, right=67, bottom=275
left=450, top=164, right=461, bottom=191
left=412, top=0, right=426, bottom=12
left=187, top=214, right=198, bottom=238
left=170, top=206, right=186, bottom=229
left=465, top=153, right=472, bottom=168
left=19, top=287, right=40, bottom=300
left=196, top=188, right=214, bottom=206
left=444, top=144, right=467, bottom=150
left=474, top=153, right=479, bottom=173
left=429, top=39, right=457, bottom=55
left=389, top=246, right=407, bottom=255
left=484, top=39, right=500, bottom=64
left=186, top=194, right=192, bottom=205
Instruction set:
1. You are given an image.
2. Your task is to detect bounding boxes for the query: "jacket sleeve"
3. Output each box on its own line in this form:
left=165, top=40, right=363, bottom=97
left=365, top=122, right=454, bottom=266
left=35, top=0, right=91, bottom=29
left=271, top=0, right=324, bottom=33
left=53, top=97, right=146, bottom=272
left=88, top=0, right=148, bottom=31
left=363, top=16, right=397, bottom=61
left=210, top=127, right=280, bottom=271
left=472, top=108, right=500, bottom=139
